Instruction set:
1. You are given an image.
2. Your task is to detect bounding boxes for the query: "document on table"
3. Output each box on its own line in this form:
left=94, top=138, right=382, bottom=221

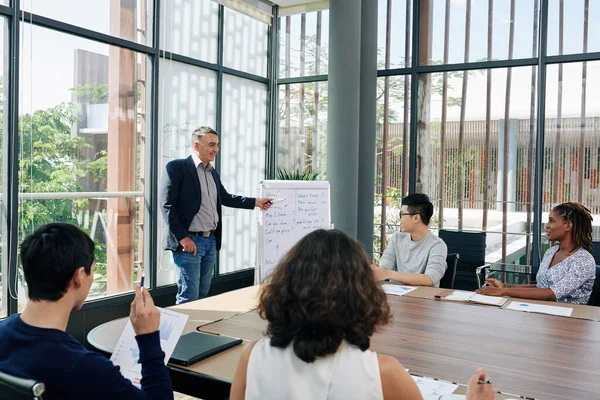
left=441, top=290, right=506, bottom=306
left=411, top=375, right=458, bottom=400
left=382, top=284, right=417, bottom=296
left=110, top=308, right=189, bottom=387
left=506, top=301, right=573, bottom=316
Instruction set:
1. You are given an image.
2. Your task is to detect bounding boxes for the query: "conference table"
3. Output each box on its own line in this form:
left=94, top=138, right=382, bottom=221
left=88, top=285, right=600, bottom=400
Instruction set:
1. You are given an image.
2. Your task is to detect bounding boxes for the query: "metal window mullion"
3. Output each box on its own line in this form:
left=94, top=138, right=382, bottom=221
left=525, top=0, right=540, bottom=266
left=147, top=0, right=161, bottom=291
left=532, top=0, right=550, bottom=271
left=266, top=6, right=279, bottom=179
left=5, top=0, right=20, bottom=316
left=408, top=0, right=421, bottom=194
left=214, top=4, right=225, bottom=278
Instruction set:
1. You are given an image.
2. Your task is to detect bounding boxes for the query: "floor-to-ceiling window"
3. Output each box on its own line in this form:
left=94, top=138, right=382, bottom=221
left=277, top=0, right=600, bottom=269
left=277, top=8, right=329, bottom=178
left=0, top=0, right=272, bottom=319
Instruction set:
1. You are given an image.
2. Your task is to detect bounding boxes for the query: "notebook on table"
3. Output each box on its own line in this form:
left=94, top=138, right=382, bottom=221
left=434, top=289, right=508, bottom=307
left=169, top=331, right=243, bottom=366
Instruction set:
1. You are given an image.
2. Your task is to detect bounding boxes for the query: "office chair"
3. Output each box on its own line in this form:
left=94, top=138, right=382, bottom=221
left=439, top=230, right=486, bottom=291
left=588, top=265, right=600, bottom=307
left=440, top=253, right=459, bottom=289
left=0, top=370, right=45, bottom=400
left=592, top=242, right=600, bottom=265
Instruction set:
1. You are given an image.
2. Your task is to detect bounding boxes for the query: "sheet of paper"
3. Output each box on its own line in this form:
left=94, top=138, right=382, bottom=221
left=412, top=376, right=458, bottom=400
left=382, top=284, right=417, bottom=296
left=439, top=395, right=466, bottom=400
left=444, top=291, right=474, bottom=301
left=110, top=307, right=189, bottom=387
left=470, top=294, right=505, bottom=306
left=506, top=301, right=573, bottom=316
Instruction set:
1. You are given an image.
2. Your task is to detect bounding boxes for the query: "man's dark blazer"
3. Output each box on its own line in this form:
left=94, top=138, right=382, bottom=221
left=160, top=155, right=256, bottom=251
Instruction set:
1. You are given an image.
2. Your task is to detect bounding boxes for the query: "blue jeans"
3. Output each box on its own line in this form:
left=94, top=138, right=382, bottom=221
left=173, top=234, right=217, bottom=304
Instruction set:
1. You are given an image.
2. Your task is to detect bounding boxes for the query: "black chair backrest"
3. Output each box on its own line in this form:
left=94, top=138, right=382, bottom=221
left=440, top=253, right=459, bottom=289
left=592, top=242, right=600, bottom=266
left=588, top=265, right=600, bottom=307
left=439, top=230, right=486, bottom=291
left=0, top=370, right=45, bottom=400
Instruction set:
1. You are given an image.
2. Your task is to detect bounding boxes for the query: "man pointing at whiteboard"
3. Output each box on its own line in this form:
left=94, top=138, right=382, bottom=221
left=160, top=126, right=272, bottom=304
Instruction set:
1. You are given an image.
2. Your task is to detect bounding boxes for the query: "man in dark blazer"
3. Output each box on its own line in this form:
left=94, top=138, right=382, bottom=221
left=160, top=126, right=272, bottom=303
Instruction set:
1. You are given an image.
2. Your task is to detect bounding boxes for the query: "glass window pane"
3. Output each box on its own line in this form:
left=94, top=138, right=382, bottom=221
left=544, top=61, right=600, bottom=240
left=160, top=0, right=219, bottom=63
left=377, top=0, right=412, bottom=69
left=19, top=24, right=151, bottom=308
left=157, top=60, right=217, bottom=286
left=277, top=82, right=328, bottom=175
left=22, top=0, right=153, bottom=45
left=548, top=0, right=600, bottom=56
left=220, top=75, right=267, bottom=274
left=416, top=66, right=538, bottom=263
left=224, top=8, right=269, bottom=77
left=420, top=0, right=537, bottom=65
left=279, top=10, right=329, bottom=78
left=0, top=19, right=7, bottom=318
left=374, top=75, right=411, bottom=262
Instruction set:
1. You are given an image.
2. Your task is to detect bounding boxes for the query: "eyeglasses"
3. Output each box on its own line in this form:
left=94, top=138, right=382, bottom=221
left=399, top=212, right=418, bottom=218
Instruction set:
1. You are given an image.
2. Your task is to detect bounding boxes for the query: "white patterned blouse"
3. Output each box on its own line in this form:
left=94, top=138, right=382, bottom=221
left=536, top=246, right=596, bottom=304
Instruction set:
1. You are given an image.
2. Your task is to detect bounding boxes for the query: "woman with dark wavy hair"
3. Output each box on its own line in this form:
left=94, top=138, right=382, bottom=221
left=230, top=229, right=496, bottom=400
left=478, top=202, right=596, bottom=304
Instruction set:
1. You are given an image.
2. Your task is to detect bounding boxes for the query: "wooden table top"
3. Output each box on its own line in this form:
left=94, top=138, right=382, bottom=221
left=199, top=294, right=600, bottom=400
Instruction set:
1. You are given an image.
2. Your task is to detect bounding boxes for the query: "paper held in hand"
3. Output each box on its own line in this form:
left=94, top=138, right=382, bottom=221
left=434, top=289, right=508, bottom=307
left=110, top=308, right=189, bottom=387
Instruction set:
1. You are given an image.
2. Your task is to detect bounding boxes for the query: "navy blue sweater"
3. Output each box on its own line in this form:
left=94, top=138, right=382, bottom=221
left=0, top=314, right=173, bottom=400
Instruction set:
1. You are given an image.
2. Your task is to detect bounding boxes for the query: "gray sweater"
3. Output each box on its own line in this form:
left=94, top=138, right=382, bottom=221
left=379, top=231, right=448, bottom=287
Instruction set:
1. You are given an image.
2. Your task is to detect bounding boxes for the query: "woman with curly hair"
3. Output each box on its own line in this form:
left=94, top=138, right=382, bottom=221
left=230, top=229, right=496, bottom=400
left=478, top=202, right=597, bottom=304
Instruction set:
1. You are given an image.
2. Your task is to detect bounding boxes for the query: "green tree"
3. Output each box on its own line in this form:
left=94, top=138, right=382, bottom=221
left=12, top=81, right=109, bottom=282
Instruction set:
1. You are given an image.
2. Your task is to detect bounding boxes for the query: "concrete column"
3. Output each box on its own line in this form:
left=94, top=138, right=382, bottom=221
left=496, top=118, right=518, bottom=212
left=327, top=0, right=362, bottom=238
left=328, top=0, right=378, bottom=250
left=357, top=0, right=378, bottom=256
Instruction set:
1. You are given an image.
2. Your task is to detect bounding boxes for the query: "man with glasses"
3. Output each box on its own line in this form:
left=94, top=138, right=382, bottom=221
left=160, top=126, right=273, bottom=304
left=372, top=193, right=448, bottom=287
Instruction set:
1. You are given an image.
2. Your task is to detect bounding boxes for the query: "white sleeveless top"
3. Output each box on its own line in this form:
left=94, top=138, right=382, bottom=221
left=245, top=338, right=384, bottom=400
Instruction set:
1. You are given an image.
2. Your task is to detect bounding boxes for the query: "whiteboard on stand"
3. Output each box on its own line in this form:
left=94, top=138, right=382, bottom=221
left=257, top=180, right=331, bottom=283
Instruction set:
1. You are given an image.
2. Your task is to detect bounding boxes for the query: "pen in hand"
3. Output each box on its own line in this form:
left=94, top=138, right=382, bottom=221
left=140, top=273, right=145, bottom=293
left=266, top=198, right=286, bottom=205
left=478, top=379, right=492, bottom=384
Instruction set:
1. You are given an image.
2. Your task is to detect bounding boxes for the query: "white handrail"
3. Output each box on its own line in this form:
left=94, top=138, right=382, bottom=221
left=15, top=191, right=144, bottom=200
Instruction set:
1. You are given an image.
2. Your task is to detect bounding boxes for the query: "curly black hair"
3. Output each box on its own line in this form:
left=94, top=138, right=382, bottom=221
left=258, top=229, right=391, bottom=363
left=552, top=202, right=593, bottom=254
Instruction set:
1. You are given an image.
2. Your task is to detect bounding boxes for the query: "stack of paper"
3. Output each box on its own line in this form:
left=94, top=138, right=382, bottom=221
left=506, top=301, right=573, bottom=316
left=438, top=290, right=507, bottom=306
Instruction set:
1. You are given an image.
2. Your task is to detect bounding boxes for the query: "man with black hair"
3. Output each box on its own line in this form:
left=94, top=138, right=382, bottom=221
left=372, top=193, right=448, bottom=287
left=0, top=223, right=173, bottom=399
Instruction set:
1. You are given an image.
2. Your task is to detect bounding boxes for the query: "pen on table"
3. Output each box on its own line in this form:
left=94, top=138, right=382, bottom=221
left=478, top=379, right=492, bottom=384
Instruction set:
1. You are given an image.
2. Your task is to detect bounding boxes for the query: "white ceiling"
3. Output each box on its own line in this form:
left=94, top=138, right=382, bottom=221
left=269, top=0, right=323, bottom=6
